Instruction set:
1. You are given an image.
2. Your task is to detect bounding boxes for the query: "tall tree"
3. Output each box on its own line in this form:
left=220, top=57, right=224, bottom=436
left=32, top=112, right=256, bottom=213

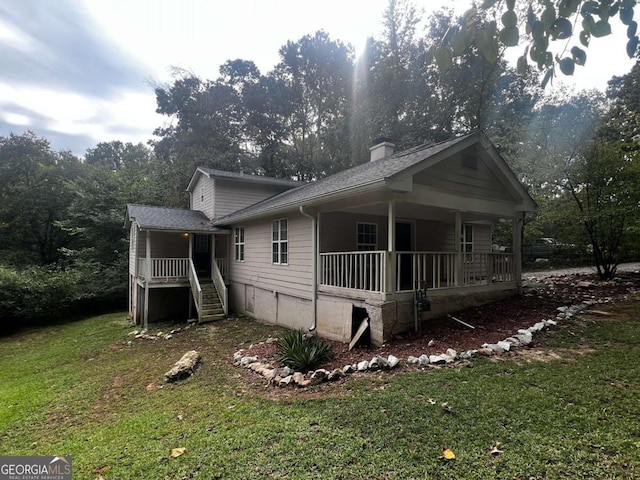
left=0, top=132, right=80, bottom=265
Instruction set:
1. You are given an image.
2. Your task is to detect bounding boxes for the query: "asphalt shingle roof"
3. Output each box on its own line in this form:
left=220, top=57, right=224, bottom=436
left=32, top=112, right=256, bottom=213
left=197, top=168, right=304, bottom=187
left=126, top=205, right=223, bottom=233
left=213, top=134, right=475, bottom=225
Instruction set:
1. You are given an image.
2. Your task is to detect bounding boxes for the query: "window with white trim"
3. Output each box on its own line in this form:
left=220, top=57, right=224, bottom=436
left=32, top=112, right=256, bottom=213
left=357, top=223, right=378, bottom=251
left=234, top=227, right=245, bottom=262
left=272, top=219, right=288, bottom=264
left=461, top=224, right=473, bottom=253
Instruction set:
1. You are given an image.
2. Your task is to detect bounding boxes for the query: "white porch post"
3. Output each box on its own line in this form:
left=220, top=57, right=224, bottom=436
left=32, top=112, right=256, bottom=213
left=387, top=200, right=396, bottom=293
left=211, top=234, right=216, bottom=280
left=188, top=234, right=193, bottom=318
left=143, top=230, right=151, bottom=330
left=455, top=211, right=462, bottom=287
left=512, top=214, right=524, bottom=294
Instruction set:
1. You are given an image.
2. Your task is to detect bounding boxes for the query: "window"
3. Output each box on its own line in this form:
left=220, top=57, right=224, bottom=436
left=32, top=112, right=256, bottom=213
left=234, top=227, right=245, bottom=262
left=357, top=223, right=378, bottom=250
left=272, top=219, right=288, bottom=264
left=461, top=224, right=473, bottom=253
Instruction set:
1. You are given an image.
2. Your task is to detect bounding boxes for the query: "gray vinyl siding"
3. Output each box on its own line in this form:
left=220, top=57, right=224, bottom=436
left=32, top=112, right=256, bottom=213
left=136, top=231, right=189, bottom=259
left=129, top=223, right=138, bottom=274
left=413, top=154, right=512, bottom=201
left=320, top=212, right=454, bottom=253
left=441, top=223, right=492, bottom=252
left=214, top=179, right=293, bottom=219
left=150, top=232, right=190, bottom=257
left=230, top=213, right=313, bottom=299
left=190, top=176, right=215, bottom=219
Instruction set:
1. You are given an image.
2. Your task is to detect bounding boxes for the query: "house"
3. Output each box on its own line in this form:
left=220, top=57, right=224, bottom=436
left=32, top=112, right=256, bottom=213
left=126, top=131, right=536, bottom=345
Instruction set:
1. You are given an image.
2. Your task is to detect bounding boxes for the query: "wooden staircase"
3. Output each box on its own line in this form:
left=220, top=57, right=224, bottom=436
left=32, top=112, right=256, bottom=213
left=199, top=281, right=226, bottom=323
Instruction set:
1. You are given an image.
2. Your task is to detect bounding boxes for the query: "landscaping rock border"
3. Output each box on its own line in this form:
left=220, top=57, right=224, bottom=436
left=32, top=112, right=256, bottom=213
left=233, top=303, right=587, bottom=388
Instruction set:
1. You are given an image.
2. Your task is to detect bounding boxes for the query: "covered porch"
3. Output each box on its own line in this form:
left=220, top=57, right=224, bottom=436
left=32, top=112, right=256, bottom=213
left=309, top=192, right=526, bottom=344
left=125, top=205, right=231, bottom=328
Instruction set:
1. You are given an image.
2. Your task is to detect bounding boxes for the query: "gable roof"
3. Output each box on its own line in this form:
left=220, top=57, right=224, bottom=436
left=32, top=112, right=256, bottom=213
left=186, top=167, right=303, bottom=193
left=213, top=131, right=535, bottom=225
left=125, top=204, right=224, bottom=233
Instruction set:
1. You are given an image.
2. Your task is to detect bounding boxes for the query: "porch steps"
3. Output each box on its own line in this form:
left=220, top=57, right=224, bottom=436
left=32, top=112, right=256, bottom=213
left=199, top=282, right=225, bottom=323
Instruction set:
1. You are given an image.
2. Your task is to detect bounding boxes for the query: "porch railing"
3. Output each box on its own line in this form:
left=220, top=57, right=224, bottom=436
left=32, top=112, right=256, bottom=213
left=188, top=259, right=203, bottom=321
left=320, top=251, right=386, bottom=292
left=397, top=252, right=515, bottom=291
left=212, top=258, right=228, bottom=316
left=396, top=252, right=457, bottom=291
left=138, top=258, right=189, bottom=281
left=320, top=251, right=514, bottom=294
left=215, top=257, right=229, bottom=278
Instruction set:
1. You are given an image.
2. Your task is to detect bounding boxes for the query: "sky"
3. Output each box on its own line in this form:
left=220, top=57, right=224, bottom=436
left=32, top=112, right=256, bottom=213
left=0, top=0, right=637, bottom=156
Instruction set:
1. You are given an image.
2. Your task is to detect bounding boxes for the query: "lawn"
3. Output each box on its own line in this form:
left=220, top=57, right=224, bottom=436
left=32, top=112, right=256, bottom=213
left=1, top=301, right=639, bottom=479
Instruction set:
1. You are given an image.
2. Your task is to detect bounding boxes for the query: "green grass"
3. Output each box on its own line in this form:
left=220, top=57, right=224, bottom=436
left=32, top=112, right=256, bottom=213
left=1, top=304, right=640, bottom=479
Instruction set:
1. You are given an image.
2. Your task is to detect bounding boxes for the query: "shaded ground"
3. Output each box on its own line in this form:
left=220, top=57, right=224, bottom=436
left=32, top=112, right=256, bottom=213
left=245, top=271, right=640, bottom=372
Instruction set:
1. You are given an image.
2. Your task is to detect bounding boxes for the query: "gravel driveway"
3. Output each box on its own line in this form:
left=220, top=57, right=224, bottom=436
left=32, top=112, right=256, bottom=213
left=523, top=261, right=640, bottom=280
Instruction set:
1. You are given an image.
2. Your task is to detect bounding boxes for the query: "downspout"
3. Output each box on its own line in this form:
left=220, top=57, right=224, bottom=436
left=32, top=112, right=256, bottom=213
left=299, top=206, right=317, bottom=332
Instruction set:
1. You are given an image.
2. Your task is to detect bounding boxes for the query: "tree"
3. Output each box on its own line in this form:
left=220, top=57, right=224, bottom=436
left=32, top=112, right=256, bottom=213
left=0, top=132, right=81, bottom=265
left=563, top=139, right=640, bottom=278
left=270, top=31, right=355, bottom=179
left=438, top=1, right=639, bottom=86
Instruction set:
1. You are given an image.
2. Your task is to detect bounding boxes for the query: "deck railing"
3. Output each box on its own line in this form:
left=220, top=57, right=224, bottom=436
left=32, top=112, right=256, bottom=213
left=320, top=251, right=514, bottom=294
left=212, top=259, right=228, bottom=316
left=320, top=251, right=386, bottom=292
left=138, top=258, right=189, bottom=281
left=215, top=257, right=229, bottom=278
left=188, top=259, right=202, bottom=321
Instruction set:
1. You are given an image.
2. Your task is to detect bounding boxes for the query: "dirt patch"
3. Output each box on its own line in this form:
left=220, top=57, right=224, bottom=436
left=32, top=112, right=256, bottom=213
left=240, top=272, right=640, bottom=374
left=501, top=347, right=597, bottom=363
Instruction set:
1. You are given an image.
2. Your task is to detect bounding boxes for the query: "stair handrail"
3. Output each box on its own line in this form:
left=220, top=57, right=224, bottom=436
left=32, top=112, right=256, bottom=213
left=212, top=259, right=228, bottom=317
left=188, top=259, right=203, bottom=321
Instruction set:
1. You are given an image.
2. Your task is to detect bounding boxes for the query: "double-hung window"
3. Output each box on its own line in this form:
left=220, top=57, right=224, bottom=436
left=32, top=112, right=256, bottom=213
left=272, top=219, right=288, bottom=264
left=461, top=224, right=473, bottom=258
left=234, top=227, right=245, bottom=262
left=357, top=223, right=378, bottom=251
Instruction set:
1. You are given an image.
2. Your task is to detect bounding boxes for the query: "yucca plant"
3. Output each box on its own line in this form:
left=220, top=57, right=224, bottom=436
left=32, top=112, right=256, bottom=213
left=276, top=329, right=333, bottom=371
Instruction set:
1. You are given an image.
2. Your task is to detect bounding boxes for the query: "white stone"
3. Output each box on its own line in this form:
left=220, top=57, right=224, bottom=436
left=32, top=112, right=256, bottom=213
left=357, top=360, right=370, bottom=371
left=515, top=334, right=532, bottom=346
left=460, top=350, right=477, bottom=359
left=370, top=356, right=388, bottom=370
left=387, top=355, right=400, bottom=369
left=239, top=356, right=257, bottom=367
left=446, top=348, right=457, bottom=359
left=544, top=319, right=558, bottom=326
left=310, top=369, right=329, bottom=385
left=497, top=341, right=512, bottom=352
left=557, top=306, right=569, bottom=313
left=418, top=354, right=430, bottom=366
left=429, top=355, right=446, bottom=365
left=278, top=375, right=293, bottom=387
left=328, top=368, right=345, bottom=381
left=343, top=364, right=355, bottom=374
left=407, top=356, right=419, bottom=364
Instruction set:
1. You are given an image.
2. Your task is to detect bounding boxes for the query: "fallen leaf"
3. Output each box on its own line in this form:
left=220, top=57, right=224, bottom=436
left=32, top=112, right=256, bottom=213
left=427, top=398, right=436, bottom=405
left=442, top=448, right=456, bottom=460
left=171, top=447, right=186, bottom=458
left=490, top=442, right=504, bottom=456
left=441, top=402, right=454, bottom=413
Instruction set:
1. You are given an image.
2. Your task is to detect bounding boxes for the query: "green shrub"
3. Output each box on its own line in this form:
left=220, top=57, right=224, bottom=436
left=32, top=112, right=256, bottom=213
left=276, top=329, right=333, bottom=371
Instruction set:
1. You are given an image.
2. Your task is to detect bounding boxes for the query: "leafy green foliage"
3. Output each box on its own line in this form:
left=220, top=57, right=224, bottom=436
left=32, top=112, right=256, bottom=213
left=438, top=1, right=639, bottom=85
left=276, top=329, right=333, bottom=371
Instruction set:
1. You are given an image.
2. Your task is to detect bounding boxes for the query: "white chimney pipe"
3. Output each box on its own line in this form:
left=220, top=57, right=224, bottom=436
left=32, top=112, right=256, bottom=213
left=369, top=141, right=395, bottom=162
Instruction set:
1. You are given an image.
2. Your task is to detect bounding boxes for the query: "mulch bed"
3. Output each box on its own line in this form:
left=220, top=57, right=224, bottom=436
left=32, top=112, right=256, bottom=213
left=244, top=272, right=640, bottom=372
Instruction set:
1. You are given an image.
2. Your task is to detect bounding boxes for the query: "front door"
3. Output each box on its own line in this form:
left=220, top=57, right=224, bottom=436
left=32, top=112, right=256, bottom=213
left=193, top=234, right=211, bottom=278
left=396, top=221, right=413, bottom=291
